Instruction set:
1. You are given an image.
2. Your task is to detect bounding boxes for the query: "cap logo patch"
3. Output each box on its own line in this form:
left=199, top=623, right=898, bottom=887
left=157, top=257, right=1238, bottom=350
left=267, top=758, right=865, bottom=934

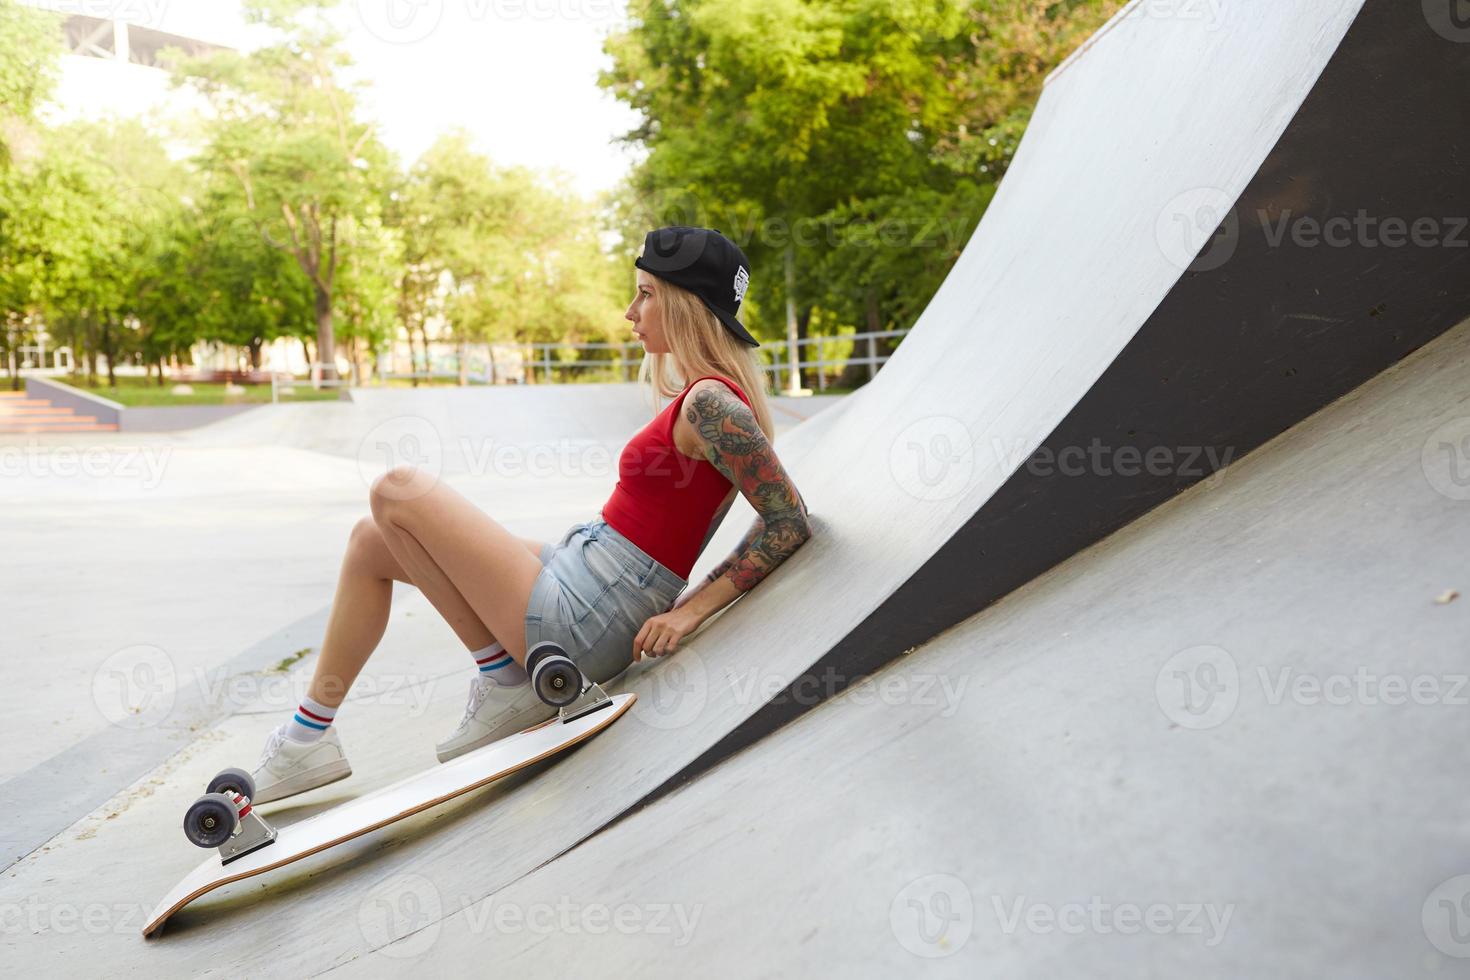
left=733, top=266, right=750, bottom=305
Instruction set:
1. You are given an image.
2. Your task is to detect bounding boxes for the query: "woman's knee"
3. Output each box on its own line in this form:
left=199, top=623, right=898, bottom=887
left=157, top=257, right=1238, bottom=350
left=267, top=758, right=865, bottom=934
left=347, top=515, right=402, bottom=579
left=368, top=464, right=434, bottom=521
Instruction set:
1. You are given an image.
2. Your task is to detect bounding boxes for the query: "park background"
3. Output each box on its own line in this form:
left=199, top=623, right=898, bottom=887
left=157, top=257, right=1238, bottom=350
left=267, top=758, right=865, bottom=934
left=0, top=0, right=1122, bottom=405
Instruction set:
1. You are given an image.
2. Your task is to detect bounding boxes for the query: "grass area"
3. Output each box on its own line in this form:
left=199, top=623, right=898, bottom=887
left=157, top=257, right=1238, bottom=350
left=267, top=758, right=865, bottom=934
left=61, top=375, right=341, bottom=406
left=272, top=647, right=314, bottom=673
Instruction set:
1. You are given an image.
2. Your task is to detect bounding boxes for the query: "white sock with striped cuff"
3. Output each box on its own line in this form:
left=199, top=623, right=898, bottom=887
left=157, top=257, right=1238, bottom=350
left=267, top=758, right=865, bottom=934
left=285, top=695, right=337, bottom=743
left=472, top=642, right=528, bottom=686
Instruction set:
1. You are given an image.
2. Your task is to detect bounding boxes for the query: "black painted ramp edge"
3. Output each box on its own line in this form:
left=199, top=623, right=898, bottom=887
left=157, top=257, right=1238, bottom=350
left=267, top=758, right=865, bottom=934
left=637, top=0, right=1470, bottom=806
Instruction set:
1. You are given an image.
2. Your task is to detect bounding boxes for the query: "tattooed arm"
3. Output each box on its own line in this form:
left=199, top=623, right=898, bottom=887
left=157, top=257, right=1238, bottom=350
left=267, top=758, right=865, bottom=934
left=677, top=381, right=812, bottom=608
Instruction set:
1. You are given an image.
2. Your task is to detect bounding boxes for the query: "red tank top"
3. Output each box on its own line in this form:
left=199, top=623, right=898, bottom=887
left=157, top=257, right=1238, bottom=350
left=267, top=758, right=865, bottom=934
left=600, top=375, right=751, bottom=580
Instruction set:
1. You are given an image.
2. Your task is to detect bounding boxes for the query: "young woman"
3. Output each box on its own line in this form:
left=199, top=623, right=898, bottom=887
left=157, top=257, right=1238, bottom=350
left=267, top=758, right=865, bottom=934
left=251, top=226, right=813, bottom=803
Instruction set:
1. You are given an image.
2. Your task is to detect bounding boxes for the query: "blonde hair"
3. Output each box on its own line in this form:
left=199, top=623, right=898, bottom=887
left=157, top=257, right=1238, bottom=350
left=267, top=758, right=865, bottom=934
left=638, top=276, right=775, bottom=440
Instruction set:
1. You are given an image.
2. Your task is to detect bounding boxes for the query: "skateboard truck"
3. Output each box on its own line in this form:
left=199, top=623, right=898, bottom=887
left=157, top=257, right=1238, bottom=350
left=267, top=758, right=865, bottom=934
left=526, top=641, right=614, bottom=723
left=182, top=768, right=277, bottom=865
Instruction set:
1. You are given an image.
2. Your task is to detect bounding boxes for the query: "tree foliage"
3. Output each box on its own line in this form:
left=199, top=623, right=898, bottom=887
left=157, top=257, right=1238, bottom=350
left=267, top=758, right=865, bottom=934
left=602, top=0, right=1125, bottom=380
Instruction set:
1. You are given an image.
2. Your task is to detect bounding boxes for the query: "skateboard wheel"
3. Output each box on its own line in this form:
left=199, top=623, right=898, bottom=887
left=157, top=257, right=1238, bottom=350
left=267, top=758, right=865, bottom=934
left=526, top=642, right=584, bottom=708
left=184, top=793, right=239, bottom=849
left=207, top=767, right=256, bottom=800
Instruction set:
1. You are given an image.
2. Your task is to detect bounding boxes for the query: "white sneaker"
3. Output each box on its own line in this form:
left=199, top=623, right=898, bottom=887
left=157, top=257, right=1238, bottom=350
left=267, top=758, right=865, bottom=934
left=251, top=724, right=353, bottom=804
left=436, top=677, right=556, bottom=763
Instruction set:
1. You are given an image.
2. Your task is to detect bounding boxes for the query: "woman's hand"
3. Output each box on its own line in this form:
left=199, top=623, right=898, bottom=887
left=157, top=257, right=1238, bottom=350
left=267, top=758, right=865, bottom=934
left=633, top=606, right=704, bottom=661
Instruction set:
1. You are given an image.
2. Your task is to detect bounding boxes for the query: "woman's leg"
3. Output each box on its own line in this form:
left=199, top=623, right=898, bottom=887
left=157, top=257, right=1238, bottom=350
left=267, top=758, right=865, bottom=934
left=305, top=509, right=546, bottom=710
left=367, top=464, right=548, bottom=667
left=303, top=516, right=409, bottom=709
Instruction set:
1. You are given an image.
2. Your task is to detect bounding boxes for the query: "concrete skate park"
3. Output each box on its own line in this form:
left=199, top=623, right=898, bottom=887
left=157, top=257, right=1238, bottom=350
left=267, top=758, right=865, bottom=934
left=4, top=0, right=1470, bottom=974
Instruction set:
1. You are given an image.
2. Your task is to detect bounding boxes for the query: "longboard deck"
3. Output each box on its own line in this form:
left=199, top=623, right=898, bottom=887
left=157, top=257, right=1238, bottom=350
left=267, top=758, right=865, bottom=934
left=144, top=692, right=635, bottom=936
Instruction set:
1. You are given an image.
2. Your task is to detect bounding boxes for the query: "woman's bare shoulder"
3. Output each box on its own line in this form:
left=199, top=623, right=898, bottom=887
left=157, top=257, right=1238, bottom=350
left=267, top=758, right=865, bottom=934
left=674, top=378, right=754, bottom=459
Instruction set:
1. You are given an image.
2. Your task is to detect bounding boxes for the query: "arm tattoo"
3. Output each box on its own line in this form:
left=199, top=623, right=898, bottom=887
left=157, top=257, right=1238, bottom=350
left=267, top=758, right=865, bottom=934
left=686, top=386, right=812, bottom=591
left=702, top=516, right=764, bottom=586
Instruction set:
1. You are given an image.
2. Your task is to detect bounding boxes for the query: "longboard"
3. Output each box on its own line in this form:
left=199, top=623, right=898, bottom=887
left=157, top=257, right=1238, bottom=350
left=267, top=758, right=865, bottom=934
left=144, top=691, right=635, bottom=936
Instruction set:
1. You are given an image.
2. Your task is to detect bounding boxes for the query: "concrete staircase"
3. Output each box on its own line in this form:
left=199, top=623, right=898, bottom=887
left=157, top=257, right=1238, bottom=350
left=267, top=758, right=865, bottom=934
left=0, top=389, right=119, bottom=434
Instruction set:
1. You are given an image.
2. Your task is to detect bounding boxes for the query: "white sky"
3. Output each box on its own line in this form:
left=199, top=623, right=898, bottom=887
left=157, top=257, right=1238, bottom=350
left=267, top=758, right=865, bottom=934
left=30, top=0, right=644, bottom=198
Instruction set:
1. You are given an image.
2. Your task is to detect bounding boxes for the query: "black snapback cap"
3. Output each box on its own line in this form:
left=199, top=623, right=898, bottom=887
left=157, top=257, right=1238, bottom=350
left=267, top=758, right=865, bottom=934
left=634, top=226, right=759, bottom=347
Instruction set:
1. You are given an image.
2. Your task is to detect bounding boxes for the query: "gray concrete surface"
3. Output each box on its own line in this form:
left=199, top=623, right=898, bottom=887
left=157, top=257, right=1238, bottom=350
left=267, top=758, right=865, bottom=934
left=347, top=317, right=1470, bottom=978
left=119, top=404, right=262, bottom=432
left=0, top=383, right=834, bottom=864
left=0, top=1, right=1377, bottom=972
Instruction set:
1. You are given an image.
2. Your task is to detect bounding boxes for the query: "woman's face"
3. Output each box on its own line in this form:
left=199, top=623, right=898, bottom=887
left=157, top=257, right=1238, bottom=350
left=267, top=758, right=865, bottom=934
left=625, top=271, right=670, bottom=354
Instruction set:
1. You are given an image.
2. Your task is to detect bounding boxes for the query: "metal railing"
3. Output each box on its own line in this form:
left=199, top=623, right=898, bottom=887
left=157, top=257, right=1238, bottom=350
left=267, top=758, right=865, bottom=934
left=270, top=368, right=354, bottom=404
left=373, top=328, right=911, bottom=391
left=264, top=326, right=905, bottom=393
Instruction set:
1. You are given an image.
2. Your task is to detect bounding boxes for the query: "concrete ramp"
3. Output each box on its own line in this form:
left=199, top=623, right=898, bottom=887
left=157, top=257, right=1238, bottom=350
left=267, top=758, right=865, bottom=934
left=691, top=0, right=1470, bottom=770
left=351, top=316, right=1470, bottom=977
left=5, top=0, right=1464, bottom=972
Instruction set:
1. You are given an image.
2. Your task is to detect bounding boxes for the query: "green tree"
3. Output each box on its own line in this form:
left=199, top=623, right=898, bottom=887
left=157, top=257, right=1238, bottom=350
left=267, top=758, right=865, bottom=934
left=388, top=131, right=624, bottom=385
left=172, top=0, right=397, bottom=381
left=0, top=0, right=63, bottom=389
left=603, top=0, right=1123, bottom=388
left=0, top=0, right=61, bottom=168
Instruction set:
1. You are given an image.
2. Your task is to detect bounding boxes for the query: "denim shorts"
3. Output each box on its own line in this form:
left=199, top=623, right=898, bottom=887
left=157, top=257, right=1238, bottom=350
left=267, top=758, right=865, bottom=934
left=524, top=516, right=688, bottom=684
